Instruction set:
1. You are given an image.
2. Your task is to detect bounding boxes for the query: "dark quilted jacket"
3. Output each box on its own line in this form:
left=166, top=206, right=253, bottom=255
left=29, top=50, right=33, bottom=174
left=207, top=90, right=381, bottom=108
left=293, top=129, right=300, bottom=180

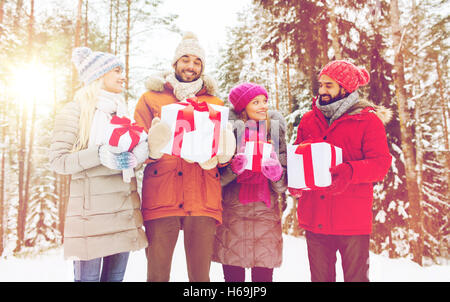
left=212, top=110, right=287, bottom=268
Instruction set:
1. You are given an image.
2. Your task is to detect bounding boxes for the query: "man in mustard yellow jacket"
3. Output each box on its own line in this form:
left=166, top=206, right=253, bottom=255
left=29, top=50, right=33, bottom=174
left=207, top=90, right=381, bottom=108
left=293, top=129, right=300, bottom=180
left=134, top=32, right=235, bottom=282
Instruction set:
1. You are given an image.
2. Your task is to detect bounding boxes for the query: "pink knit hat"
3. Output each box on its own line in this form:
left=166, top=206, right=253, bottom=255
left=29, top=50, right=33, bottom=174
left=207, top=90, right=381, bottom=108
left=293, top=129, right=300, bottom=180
left=319, top=60, right=370, bottom=93
left=228, top=83, right=268, bottom=113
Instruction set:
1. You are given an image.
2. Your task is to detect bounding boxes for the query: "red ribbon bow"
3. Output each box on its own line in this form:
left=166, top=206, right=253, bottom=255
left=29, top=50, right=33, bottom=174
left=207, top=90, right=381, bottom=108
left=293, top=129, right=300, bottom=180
left=109, top=116, right=144, bottom=152
left=172, top=97, right=222, bottom=158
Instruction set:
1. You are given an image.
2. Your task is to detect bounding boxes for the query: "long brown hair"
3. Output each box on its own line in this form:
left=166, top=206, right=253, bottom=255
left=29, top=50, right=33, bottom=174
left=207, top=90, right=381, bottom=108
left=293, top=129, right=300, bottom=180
left=238, top=110, right=272, bottom=143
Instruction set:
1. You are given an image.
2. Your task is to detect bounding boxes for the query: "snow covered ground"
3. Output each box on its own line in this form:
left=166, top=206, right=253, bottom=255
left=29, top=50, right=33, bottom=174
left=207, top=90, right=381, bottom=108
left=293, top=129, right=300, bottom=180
left=0, top=234, right=448, bottom=282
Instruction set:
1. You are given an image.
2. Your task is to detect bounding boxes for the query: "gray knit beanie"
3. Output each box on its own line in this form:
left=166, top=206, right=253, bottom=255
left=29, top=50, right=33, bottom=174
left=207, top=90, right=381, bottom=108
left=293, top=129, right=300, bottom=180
left=72, top=47, right=124, bottom=85
left=172, top=32, right=206, bottom=71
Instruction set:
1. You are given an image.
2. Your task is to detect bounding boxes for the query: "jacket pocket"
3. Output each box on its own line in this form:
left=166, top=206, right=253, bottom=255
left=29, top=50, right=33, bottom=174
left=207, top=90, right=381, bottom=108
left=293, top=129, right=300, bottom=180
left=297, top=193, right=314, bottom=227
left=332, top=185, right=373, bottom=232
left=142, top=159, right=178, bottom=210
left=202, top=168, right=223, bottom=211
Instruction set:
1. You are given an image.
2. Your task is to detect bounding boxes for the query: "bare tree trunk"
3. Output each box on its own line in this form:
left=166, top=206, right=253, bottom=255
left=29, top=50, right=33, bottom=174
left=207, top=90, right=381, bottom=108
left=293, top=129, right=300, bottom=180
left=0, top=0, right=5, bottom=29
left=390, top=0, right=423, bottom=265
left=74, top=0, right=82, bottom=48
left=0, top=86, right=6, bottom=256
left=71, top=0, right=83, bottom=98
left=0, top=132, right=4, bottom=256
left=13, top=0, right=23, bottom=30
left=23, top=100, right=36, bottom=228
left=284, top=37, right=293, bottom=137
left=108, top=0, right=113, bottom=52
left=15, top=0, right=35, bottom=253
left=125, top=0, right=131, bottom=103
left=411, top=1, right=425, bottom=252
left=413, top=92, right=424, bottom=218
left=328, top=0, right=342, bottom=60
left=50, top=68, right=62, bottom=242
left=84, top=0, right=88, bottom=47
left=435, top=56, right=450, bottom=192
left=388, top=231, right=395, bottom=258
left=271, top=44, right=280, bottom=110
left=16, top=68, right=28, bottom=253
left=27, top=0, right=34, bottom=50
left=114, top=0, right=119, bottom=55
left=274, top=60, right=279, bottom=110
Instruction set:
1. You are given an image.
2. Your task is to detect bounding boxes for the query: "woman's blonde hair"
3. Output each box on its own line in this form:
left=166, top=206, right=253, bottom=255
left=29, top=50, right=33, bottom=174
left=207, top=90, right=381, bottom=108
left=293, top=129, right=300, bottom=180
left=72, top=77, right=104, bottom=151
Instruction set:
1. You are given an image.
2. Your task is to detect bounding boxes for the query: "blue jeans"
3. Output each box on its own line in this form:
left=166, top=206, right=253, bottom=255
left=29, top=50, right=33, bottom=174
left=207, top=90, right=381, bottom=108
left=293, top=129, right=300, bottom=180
left=74, top=252, right=130, bottom=282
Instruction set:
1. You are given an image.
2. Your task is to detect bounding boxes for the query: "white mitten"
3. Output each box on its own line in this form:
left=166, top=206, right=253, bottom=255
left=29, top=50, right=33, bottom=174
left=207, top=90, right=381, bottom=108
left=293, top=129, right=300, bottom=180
left=147, top=117, right=171, bottom=159
left=217, top=122, right=236, bottom=164
left=199, top=156, right=219, bottom=170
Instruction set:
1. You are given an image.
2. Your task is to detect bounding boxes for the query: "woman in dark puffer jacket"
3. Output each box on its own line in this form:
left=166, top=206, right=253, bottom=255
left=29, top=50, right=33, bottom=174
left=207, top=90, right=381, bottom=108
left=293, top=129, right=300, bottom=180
left=212, top=83, right=287, bottom=282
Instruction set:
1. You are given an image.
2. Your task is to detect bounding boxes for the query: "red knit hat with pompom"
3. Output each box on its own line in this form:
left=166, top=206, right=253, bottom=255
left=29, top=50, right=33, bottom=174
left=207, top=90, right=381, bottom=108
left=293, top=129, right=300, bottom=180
left=319, top=60, right=370, bottom=93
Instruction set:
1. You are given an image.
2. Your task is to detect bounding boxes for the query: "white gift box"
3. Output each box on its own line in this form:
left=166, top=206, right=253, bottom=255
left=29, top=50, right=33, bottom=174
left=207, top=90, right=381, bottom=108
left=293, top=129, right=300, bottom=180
left=97, top=116, right=148, bottom=183
left=287, top=142, right=342, bottom=190
left=160, top=100, right=229, bottom=163
left=243, top=141, right=273, bottom=172
left=97, top=116, right=148, bottom=153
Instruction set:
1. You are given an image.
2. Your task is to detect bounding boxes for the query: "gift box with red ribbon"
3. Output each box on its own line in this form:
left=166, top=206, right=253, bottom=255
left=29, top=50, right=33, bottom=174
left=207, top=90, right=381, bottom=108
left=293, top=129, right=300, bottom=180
left=106, top=115, right=147, bottom=153
left=160, top=98, right=229, bottom=163
left=287, top=142, right=342, bottom=190
left=243, top=141, right=273, bottom=172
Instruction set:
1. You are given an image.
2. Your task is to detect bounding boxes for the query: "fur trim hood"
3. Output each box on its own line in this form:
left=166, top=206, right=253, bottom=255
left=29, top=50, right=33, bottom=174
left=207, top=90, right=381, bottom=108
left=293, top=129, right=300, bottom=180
left=347, top=100, right=393, bottom=125
left=144, top=70, right=219, bottom=96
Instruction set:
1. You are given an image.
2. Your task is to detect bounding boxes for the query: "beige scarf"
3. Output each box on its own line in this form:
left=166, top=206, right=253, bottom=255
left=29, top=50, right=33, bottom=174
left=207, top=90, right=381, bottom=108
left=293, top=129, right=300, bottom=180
left=165, top=73, right=204, bottom=101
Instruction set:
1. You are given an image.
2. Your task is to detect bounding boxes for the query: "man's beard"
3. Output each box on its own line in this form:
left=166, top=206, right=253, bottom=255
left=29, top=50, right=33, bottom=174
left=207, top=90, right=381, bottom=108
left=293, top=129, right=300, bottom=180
left=175, top=70, right=201, bottom=83
left=319, top=90, right=349, bottom=105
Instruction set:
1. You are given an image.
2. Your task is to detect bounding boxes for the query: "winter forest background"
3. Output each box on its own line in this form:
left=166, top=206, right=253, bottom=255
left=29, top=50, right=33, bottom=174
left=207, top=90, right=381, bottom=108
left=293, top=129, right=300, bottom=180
left=0, top=0, right=448, bottom=272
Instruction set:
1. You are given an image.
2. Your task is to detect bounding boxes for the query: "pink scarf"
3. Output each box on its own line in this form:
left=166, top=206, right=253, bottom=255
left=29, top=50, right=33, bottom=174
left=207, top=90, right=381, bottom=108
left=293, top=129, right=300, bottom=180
left=236, top=121, right=271, bottom=208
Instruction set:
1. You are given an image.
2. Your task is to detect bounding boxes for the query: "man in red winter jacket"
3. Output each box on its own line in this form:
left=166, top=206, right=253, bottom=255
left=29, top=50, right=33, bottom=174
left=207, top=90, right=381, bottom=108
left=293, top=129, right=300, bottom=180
left=291, top=60, right=392, bottom=282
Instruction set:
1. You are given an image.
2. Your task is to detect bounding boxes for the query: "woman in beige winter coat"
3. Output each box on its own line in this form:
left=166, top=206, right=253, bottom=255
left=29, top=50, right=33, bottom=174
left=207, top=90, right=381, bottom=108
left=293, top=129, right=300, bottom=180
left=49, top=47, right=148, bottom=282
left=212, top=83, right=287, bottom=282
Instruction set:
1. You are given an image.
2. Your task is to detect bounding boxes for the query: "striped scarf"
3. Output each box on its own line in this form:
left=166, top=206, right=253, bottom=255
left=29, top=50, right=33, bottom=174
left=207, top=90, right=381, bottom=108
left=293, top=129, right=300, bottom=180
left=236, top=121, right=271, bottom=208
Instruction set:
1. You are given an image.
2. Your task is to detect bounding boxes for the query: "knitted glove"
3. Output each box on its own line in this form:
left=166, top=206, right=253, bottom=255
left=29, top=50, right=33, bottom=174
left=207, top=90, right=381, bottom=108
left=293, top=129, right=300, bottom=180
left=328, top=163, right=353, bottom=195
left=261, top=152, right=283, bottom=181
left=199, top=156, right=218, bottom=170
left=217, top=122, right=236, bottom=164
left=230, top=153, right=247, bottom=175
left=288, top=187, right=303, bottom=198
left=148, top=117, right=171, bottom=159
left=99, top=145, right=137, bottom=170
left=131, top=140, right=149, bottom=165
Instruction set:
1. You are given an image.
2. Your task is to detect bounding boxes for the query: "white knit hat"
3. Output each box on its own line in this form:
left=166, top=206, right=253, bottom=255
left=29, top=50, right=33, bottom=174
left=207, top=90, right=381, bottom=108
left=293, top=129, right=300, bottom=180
left=172, top=32, right=206, bottom=71
left=72, top=47, right=124, bottom=85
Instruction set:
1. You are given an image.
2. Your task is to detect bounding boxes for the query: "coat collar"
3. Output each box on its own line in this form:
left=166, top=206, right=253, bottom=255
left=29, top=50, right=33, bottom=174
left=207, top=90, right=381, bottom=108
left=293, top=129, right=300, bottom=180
left=144, top=70, right=219, bottom=97
left=313, top=97, right=392, bottom=125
